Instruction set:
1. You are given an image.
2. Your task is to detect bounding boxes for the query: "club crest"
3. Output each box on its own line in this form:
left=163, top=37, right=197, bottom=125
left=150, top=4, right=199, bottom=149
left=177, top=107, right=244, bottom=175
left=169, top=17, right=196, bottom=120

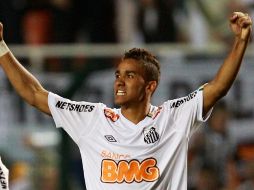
left=144, top=127, right=159, bottom=144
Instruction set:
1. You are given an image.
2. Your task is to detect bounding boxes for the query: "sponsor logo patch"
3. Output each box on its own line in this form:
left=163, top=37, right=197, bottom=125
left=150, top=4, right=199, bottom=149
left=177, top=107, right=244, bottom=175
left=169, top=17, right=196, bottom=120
left=0, top=166, right=7, bottom=189
left=101, top=158, right=159, bottom=183
left=170, top=91, right=197, bottom=108
left=55, top=101, right=95, bottom=112
left=101, top=150, right=130, bottom=160
left=104, top=108, right=120, bottom=122
left=147, top=106, right=162, bottom=120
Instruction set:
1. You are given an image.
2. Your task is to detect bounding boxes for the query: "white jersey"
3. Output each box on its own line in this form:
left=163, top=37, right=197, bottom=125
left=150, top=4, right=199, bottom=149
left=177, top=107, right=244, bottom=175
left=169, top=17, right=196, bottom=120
left=48, top=88, right=211, bottom=190
left=0, top=157, right=9, bottom=190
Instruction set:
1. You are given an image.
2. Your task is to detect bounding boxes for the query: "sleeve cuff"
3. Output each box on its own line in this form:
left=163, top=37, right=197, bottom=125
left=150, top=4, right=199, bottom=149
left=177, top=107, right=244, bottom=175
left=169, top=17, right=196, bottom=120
left=48, top=92, right=62, bottom=128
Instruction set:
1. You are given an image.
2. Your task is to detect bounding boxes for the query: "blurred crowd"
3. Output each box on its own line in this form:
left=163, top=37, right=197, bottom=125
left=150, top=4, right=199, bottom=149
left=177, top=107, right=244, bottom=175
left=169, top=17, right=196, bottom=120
left=189, top=101, right=254, bottom=190
left=1, top=0, right=254, bottom=190
left=0, top=0, right=253, bottom=46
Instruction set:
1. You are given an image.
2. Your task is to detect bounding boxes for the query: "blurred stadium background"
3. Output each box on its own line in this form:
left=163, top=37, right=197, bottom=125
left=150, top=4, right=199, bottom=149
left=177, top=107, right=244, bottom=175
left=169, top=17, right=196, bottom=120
left=1, top=0, right=254, bottom=189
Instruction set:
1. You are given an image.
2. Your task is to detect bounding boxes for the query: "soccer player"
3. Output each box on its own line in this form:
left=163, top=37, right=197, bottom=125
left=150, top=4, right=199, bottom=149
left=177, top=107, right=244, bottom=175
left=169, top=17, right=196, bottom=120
left=0, top=12, right=252, bottom=190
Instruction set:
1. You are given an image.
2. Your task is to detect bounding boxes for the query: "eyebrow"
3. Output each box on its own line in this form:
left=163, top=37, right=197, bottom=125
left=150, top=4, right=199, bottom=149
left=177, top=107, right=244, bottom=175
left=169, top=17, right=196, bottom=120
left=126, top=71, right=136, bottom=75
left=115, top=70, right=137, bottom=75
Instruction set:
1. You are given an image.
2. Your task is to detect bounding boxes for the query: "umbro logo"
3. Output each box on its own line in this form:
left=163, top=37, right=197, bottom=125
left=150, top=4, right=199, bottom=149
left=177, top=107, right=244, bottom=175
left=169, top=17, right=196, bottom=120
left=144, top=127, right=159, bottom=144
left=105, top=135, right=117, bottom=142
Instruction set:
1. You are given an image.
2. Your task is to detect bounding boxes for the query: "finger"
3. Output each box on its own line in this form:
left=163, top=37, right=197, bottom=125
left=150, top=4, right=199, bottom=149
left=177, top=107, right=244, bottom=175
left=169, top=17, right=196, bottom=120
left=231, top=12, right=248, bottom=23
left=233, top=11, right=246, bottom=17
left=238, top=16, right=252, bottom=28
left=242, top=20, right=252, bottom=28
left=230, top=13, right=238, bottom=23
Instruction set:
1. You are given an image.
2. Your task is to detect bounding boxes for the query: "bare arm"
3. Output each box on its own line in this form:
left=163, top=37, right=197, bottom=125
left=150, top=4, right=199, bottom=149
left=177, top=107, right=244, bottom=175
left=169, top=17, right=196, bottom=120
left=203, top=12, right=252, bottom=115
left=0, top=23, right=50, bottom=115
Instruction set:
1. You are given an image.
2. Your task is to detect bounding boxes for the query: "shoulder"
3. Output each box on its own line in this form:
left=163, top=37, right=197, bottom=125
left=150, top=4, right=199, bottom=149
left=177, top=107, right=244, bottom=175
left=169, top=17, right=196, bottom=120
left=168, top=90, right=199, bottom=109
left=48, top=92, right=107, bottom=113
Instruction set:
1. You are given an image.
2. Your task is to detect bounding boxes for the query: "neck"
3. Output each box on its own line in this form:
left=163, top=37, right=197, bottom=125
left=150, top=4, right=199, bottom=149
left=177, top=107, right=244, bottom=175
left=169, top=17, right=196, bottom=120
left=121, top=102, right=151, bottom=124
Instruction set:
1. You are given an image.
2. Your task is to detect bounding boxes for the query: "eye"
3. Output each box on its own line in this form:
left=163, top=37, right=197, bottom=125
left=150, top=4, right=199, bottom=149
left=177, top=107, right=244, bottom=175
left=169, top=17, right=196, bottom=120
left=127, top=74, right=134, bottom=78
left=115, top=73, right=120, bottom=79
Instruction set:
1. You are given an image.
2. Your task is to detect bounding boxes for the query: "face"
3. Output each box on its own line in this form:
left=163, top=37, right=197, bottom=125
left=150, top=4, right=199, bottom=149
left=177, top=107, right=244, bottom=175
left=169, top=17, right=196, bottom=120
left=114, top=59, right=148, bottom=107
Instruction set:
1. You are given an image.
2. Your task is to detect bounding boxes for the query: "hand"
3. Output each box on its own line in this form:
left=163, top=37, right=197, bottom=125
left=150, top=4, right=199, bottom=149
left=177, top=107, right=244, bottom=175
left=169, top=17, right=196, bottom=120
left=0, top=22, right=3, bottom=41
left=230, top=12, right=252, bottom=41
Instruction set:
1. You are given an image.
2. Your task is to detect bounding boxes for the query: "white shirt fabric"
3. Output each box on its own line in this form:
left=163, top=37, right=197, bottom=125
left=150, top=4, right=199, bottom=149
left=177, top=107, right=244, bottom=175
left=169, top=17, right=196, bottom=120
left=48, top=88, right=211, bottom=190
left=0, top=157, right=9, bottom=190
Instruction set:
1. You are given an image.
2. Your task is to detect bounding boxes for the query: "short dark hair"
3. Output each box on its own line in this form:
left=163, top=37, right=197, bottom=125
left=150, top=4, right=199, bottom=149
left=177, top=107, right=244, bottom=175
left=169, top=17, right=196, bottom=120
left=123, top=48, right=161, bottom=83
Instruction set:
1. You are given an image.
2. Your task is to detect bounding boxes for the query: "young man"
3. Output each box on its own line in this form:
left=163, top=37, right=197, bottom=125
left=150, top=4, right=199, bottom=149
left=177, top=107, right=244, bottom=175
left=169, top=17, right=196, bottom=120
left=0, top=12, right=252, bottom=190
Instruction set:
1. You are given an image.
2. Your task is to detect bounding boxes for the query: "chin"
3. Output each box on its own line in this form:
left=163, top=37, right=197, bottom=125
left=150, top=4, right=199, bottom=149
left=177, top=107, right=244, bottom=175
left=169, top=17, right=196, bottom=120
left=114, top=100, right=124, bottom=106
left=114, top=98, right=127, bottom=107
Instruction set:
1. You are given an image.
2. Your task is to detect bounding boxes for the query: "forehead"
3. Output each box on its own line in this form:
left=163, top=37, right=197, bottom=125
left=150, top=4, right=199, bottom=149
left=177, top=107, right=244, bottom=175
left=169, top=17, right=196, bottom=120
left=116, top=59, right=143, bottom=73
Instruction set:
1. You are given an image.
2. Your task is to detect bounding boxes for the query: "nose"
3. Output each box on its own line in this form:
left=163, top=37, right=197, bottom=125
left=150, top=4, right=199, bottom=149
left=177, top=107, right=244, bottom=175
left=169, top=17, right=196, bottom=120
left=115, top=76, right=125, bottom=86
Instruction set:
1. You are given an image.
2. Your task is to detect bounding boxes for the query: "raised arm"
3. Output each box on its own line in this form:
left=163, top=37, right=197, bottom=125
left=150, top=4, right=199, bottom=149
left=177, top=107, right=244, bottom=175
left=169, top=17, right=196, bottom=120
left=203, top=12, right=252, bottom=115
left=0, top=23, right=50, bottom=115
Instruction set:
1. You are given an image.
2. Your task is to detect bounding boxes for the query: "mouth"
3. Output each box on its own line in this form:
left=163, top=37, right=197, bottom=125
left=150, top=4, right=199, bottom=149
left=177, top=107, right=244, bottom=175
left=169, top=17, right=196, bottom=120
left=116, top=90, right=126, bottom=96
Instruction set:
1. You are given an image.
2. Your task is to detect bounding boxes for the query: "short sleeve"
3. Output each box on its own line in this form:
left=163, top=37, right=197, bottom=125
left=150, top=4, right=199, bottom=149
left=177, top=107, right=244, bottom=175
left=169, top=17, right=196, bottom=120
left=0, top=157, right=9, bottom=190
left=165, top=88, right=212, bottom=137
left=48, top=92, right=104, bottom=143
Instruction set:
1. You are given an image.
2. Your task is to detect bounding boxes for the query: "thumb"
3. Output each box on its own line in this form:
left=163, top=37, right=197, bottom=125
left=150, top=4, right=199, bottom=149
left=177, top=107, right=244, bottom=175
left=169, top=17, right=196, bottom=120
left=241, top=25, right=252, bottom=41
left=240, top=16, right=252, bottom=41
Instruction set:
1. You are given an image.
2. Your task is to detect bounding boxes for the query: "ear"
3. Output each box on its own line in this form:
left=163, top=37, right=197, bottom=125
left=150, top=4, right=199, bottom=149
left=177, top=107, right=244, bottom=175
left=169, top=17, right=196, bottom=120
left=146, top=81, right=158, bottom=95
